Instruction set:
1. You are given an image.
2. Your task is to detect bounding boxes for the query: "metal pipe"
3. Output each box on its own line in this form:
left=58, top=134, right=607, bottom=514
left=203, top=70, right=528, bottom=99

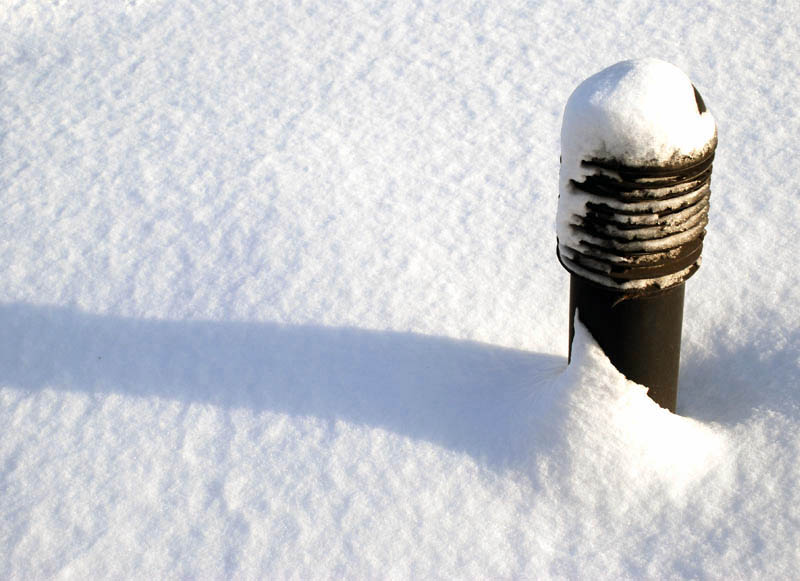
left=568, top=276, right=685, bottom=411
left=556, top=60, right=717, bottom=412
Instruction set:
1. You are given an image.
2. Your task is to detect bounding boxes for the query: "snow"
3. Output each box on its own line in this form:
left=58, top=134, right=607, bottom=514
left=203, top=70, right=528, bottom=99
left=2, top=0, right=800, bottom=578
left=560, top=59, right=717, bottom=169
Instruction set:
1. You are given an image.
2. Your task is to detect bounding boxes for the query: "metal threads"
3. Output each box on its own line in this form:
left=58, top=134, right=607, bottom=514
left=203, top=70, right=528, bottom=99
left=557, top=139, right=717, bottom=296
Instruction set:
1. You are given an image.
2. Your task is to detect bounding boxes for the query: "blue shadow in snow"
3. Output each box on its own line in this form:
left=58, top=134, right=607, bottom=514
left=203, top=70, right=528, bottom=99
left=679, top=325, right=800, bottom=424
left=0, top=302, right=564, bottom=469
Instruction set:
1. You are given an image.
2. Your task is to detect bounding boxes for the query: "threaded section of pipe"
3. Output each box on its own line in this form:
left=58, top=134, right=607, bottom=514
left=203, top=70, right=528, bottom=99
left=557, top=141, right=717, bottom=296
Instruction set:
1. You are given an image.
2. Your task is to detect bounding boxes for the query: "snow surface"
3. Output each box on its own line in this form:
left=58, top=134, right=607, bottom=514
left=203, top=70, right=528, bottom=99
left=2, top=0, right=800, bottom=578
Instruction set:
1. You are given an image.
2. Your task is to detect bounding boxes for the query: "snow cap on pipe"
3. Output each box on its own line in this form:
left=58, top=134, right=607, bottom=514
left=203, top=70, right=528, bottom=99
left=557, top=58, right=718, bottom=295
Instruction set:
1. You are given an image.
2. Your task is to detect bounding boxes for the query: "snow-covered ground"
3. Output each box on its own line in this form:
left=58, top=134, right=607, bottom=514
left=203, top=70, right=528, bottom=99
left=2, top=1, right=798, bottom=577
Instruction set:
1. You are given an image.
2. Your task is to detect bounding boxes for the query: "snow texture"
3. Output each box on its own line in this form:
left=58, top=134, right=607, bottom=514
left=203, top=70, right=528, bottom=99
left=2, top=0, right=800, bottom=578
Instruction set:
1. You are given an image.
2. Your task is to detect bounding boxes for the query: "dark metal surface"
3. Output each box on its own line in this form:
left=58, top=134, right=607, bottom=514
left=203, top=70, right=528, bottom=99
left=569, top=275, right=684, bottom=412
left=692, top=84, right=707, bottom=114
left=558, top=145, right=716, bottom=296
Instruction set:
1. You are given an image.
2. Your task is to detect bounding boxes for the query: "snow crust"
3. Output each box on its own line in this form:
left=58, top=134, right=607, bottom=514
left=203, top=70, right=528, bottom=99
left=2, top=0, right=800, bottom=578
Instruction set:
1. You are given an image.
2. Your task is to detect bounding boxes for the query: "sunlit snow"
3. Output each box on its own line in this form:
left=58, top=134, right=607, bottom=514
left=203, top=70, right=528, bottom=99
left=2, top=1, right=799, bottom=578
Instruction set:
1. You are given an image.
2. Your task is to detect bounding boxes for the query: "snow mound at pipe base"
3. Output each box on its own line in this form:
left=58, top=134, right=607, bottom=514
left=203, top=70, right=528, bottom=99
left=526, top=319, right=729, bottom=498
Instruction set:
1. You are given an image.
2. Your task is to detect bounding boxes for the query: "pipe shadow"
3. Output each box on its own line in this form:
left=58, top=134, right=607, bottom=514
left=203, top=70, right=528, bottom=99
left=679, top=325, right=800, bottom=424
left=0, top=302, right=564, bottom=470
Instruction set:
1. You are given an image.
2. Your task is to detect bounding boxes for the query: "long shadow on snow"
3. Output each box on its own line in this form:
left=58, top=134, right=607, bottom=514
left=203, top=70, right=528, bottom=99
left=0, top=302, right=564, bottom=469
